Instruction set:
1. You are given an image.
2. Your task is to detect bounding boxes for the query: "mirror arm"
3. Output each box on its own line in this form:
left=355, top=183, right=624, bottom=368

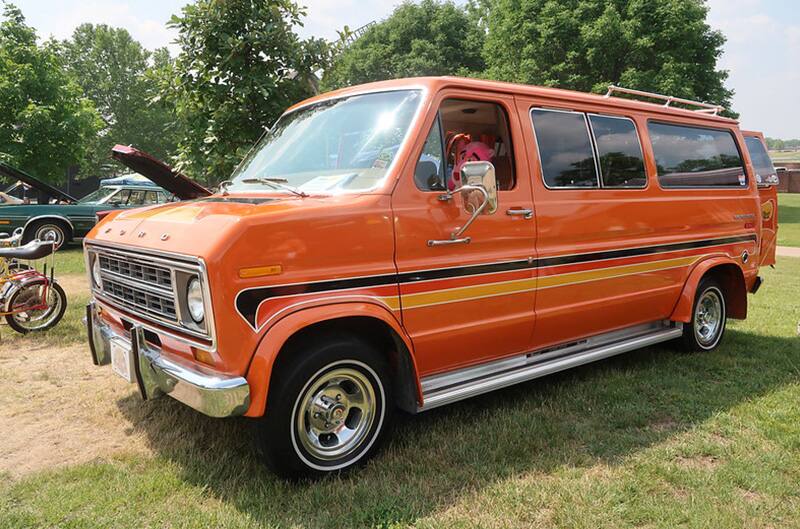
left=450, top=184, right=489, bottom=240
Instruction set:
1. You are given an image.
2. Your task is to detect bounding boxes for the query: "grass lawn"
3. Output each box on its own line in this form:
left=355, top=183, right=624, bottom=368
left=778, top=193, right=800, bottom=248
left=769, top=150, right=800, bottom=164
left=1, top=256, right=799, bottom=528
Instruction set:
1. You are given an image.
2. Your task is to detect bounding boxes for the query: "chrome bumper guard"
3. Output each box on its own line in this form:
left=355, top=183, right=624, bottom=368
left=85, top=301, right=250, bottom=418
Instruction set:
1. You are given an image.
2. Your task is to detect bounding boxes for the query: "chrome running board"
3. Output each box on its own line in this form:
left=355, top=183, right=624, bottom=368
left=418, top=320, right=683, bottom=411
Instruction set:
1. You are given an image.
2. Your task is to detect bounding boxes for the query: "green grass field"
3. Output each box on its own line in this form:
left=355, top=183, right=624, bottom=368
left=1, top=257, right=799, bottom=528
left=778, top=194, right=800, bottom=248
left=769, top=150, right=800, bottom=163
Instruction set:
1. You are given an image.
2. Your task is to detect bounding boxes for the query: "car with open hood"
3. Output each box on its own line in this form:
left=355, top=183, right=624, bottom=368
left=0, top=146, right=209, bottom=247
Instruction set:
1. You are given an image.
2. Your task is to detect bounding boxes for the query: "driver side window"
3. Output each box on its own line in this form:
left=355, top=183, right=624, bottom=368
left=415, top=99, right=516, bottom=192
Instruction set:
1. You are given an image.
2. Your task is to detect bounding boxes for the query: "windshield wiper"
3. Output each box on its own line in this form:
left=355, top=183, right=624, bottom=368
left=241, top=177, right=308, bottom=198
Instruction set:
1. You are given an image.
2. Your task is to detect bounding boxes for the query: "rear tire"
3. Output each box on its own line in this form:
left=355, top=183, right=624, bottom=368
left=24, top=220, right=70, bottom=249
left=256, top=333, right=393, bottom=479
left=681, top=277, right=727, bottom=352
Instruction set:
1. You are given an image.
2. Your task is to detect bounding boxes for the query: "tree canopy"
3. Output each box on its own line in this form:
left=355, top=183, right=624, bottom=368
left=0, top=4, right=101, bottom=183
left=162, top=0, right=330, bottom=183
left=479, top=0, right=733, bottom=111
left=59, top=24, right=178, bottom=176
left=321, top=0, right=486, bottom=91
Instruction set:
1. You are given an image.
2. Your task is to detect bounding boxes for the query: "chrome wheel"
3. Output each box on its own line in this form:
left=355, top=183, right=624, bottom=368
left=34, top=224, right=65, bottom=248
left=694, top=288, right=723, bottom=347
left=293, top=364, right=378, bottom=463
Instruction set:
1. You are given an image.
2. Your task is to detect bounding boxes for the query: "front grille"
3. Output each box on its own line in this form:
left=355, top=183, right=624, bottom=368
left=99, top=254, right=172, bottom=289
left=102, top=277, right=177, bottom=321
left=88, top=243, right=214, bottom=346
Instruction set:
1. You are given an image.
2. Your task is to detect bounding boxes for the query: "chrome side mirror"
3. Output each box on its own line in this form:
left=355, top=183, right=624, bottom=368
left=460, top=161, right=498, bottom=215
left=429, top=162, right=498, bottom=246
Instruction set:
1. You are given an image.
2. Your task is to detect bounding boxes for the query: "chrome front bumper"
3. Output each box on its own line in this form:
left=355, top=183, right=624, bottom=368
left=85, top=301, right=250, bottom=418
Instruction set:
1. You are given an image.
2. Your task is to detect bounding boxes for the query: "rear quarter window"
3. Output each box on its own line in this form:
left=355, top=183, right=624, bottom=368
left=744, top=136, right=777, bottom=181
left=648, top=122, right=746, bottom=188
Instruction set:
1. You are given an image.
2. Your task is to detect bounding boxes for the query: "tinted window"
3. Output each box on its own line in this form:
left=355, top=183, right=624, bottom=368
left=532, top=109, right=598, bottom=188
left=648, top=122, right=746, bottom=187
left=744, top=136, right=776, bottom=182
left=590, top=115, right=646, bottom=188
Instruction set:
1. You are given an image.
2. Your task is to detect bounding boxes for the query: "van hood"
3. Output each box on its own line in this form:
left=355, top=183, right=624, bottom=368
left=88, top=194, right=294, bottom=257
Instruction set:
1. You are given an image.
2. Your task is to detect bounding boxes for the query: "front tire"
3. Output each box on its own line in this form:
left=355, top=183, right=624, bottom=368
left=256, top=334, right=392, bottom=479
left=681, top=278, right=727, bottom=352
left=5, top=280, right=67, bottom=333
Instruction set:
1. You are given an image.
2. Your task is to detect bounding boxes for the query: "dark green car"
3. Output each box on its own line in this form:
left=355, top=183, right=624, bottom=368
left=0, top=145, right=210, bottom=247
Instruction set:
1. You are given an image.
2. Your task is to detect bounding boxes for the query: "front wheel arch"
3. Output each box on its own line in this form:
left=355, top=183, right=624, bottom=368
left=245, top=305, right=421, bottom=418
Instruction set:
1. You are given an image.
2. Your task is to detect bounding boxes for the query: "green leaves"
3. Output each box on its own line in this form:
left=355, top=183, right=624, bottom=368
left=0, top=3, right=102, bottom=184
left=321, top=0, right=486, bottom=91
left=482, top=0, right=734, bottom=113
left=162, top=0, right=329, bottom=184
left=59, top=24, right=179, bottom=177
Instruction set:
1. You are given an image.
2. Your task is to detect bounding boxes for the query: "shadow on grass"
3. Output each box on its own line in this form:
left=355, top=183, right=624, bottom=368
left=117, top=328, right=799, bottom=528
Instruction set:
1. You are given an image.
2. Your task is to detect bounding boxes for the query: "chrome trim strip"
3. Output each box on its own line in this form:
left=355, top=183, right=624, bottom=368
left=23, top=214, right=75, bottom=231
left=419, top=321, right=683, bottom=411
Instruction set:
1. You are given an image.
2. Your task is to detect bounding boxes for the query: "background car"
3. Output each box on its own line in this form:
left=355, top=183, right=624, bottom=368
left=0, top=145, right=210, bottom=248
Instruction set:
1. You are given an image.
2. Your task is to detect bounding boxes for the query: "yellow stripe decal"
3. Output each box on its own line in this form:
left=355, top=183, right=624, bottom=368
left=401, top=254, right=703, bottom=309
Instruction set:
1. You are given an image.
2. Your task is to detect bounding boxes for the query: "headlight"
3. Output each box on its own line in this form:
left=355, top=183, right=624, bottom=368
left=186, top=278, right=205, bottom=323
left=92, top=257, right=103, bottom=288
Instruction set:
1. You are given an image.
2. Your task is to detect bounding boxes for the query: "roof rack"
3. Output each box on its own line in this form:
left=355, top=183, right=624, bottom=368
left=604, top=85, right=725, bottom=115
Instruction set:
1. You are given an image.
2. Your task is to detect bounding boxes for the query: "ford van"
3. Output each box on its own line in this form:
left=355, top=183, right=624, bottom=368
left=84, top=77, right=777, bottom=477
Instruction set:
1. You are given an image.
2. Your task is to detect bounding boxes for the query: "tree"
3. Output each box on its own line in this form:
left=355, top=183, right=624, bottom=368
left=480, top=0, right=734, bottom=112
left=59, top=24, right=178, bottom=176
left=322, top=0, right=486, bottom=91
left=163, top=0, right=330, bottom=183
left=0, top=3, right=101, bottom=183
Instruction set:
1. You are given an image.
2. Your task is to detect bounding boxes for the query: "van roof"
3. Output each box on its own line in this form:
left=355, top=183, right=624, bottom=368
left=288, top=76, right=737, bottom=126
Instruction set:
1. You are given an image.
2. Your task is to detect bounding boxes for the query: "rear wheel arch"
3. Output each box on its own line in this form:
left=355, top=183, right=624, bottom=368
left=245, top=306, right=421, bottom=418
left=672, top=259, right=747, bottom=322
left=23, top=216, right=73, bottom=246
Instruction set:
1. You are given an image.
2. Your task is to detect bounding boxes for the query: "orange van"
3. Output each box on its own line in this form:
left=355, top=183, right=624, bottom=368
left=84, top=77, right=774, bottom=477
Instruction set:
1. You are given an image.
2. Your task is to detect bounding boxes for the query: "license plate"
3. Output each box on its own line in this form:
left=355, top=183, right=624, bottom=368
left=110, top=338, right=134, bottom=383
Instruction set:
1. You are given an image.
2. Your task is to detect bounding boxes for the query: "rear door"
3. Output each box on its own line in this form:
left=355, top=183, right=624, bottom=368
left=743, top=131, right=779, bottom=266
left=392, top=90, right=537, bottom=376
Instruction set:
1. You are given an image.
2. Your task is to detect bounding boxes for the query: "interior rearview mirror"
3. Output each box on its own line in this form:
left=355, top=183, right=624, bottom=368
left=460, top=161, right=498, bottom=214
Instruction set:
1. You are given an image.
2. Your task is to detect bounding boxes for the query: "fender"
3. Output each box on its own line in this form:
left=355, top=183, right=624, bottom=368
left=243, top=301, right=421, bottom=418
left=671, top=256, right=748, bottom=323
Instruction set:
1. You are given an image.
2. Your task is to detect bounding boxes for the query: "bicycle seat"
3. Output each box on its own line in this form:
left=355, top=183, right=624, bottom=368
left=0, top=240, right=55, bottom=260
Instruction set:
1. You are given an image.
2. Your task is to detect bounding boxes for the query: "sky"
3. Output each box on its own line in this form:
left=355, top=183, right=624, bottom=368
left=10, top=0, right=800, bottom=139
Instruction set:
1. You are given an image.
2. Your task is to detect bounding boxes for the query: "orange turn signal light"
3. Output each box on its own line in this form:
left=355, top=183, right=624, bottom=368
left=239, top=264, right=282, bottom=279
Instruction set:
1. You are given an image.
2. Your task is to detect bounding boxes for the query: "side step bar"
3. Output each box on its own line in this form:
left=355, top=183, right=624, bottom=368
left=419, top=321, right=683, bottom=411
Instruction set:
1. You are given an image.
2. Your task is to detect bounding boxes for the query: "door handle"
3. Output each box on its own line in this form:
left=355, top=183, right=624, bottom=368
left=506, top=208, right=533, bottom=219
left=427, top=237, right=471, bottom=247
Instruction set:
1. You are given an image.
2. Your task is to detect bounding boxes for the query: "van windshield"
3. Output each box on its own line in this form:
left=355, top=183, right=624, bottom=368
left=228, top=90, right=422, bottom=195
